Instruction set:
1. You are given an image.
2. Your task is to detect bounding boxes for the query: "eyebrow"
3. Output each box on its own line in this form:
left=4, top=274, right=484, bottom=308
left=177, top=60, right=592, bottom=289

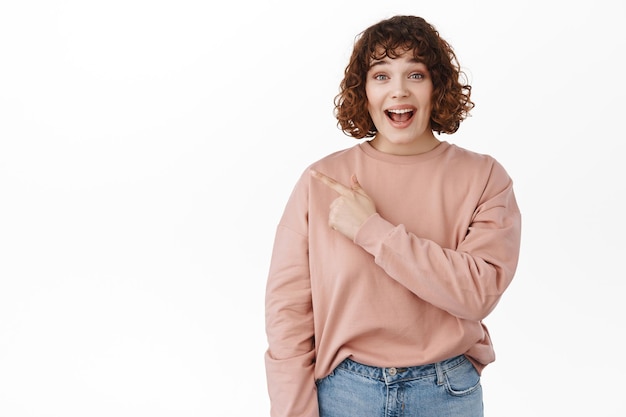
left=368, top=57, right=424, bottom=69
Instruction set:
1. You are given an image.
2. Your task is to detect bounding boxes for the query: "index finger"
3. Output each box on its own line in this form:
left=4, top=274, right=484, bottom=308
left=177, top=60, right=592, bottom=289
left=310, top=169, right=351, bottom=196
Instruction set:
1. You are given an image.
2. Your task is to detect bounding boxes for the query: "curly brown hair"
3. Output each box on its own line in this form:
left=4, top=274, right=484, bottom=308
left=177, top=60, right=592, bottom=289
left=334, top=15, right=474, bottom=139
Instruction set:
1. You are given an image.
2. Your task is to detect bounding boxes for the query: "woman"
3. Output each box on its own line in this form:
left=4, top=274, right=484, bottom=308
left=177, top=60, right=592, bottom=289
left=265, top=15, right=521, bottom=417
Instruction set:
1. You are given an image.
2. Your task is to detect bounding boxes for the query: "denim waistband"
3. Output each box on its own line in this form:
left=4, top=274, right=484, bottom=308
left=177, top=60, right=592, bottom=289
left=335, top=354, right=468, bottom=384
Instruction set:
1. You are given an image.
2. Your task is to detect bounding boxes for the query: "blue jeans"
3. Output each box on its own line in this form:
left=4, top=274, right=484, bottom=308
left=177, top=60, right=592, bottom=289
left=316, top=354, right=483, bottom=417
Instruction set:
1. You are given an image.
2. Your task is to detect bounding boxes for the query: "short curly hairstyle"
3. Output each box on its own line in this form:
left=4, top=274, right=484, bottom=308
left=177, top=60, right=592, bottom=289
left=334, top=15, right=474, bottom=139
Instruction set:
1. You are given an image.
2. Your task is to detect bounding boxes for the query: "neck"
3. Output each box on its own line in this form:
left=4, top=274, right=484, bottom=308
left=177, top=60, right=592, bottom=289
left=370, top=132, right=440, bottom=156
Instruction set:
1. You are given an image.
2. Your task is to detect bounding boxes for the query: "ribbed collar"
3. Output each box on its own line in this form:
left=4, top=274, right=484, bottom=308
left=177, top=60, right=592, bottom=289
left=358, top=140, right=450, bottom=164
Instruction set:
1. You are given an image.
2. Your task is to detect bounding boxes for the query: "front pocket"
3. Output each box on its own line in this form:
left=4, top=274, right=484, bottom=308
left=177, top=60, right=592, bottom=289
left=443, top=358, right=482, bottom=397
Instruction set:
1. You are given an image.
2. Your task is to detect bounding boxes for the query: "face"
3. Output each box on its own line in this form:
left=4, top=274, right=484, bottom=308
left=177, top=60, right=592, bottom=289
left=365, top=50, right=437, bottom=155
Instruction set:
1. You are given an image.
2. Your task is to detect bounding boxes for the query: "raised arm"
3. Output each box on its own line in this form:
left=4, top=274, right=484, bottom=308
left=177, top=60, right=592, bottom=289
left=312, top=162, right=522, bottom=321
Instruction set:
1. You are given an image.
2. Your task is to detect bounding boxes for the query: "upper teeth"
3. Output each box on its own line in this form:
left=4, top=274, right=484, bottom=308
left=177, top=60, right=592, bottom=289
left=388, top=109, right=412, bottom=114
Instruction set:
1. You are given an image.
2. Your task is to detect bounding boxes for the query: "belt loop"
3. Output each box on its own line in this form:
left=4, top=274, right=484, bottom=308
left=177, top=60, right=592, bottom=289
left=435, top=361, right=445, bottom=386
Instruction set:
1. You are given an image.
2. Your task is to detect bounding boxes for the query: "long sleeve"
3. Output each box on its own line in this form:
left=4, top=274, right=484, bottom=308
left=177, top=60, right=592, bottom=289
left=264, top=141, right=522, bottom=414
left=354, top=159, right=521, bottom=321
left=264, top=176, right=319, bottom=417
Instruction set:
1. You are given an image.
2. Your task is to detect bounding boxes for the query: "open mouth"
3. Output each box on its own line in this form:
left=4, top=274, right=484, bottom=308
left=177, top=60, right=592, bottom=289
left=386, top=108, right=414, bottom=123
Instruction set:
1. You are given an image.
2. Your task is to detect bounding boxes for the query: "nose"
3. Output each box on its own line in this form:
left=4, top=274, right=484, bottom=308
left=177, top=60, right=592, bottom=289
left=391, top=78, right=409, bottom=98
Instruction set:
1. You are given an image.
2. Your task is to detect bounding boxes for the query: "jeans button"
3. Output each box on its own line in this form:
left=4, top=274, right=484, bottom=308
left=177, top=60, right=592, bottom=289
left=388, top=367, right=397, bottom=376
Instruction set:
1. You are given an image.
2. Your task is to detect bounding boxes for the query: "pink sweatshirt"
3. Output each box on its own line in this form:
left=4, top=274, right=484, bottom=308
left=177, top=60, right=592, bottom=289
left=265, top=141, right=521, bottom=417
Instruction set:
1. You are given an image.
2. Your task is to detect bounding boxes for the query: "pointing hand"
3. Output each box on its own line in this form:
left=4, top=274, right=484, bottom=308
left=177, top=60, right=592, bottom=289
left=311, top=170, right=376, bottom=241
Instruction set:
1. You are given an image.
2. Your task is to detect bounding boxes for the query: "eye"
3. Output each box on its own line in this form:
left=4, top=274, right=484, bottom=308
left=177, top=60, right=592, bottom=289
left=409, top=73, right=424, bottom=80
left=373, top=73, right=389, bottom=81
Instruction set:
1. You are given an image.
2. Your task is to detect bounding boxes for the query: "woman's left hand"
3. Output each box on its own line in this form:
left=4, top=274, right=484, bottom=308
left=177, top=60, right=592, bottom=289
left=311, top=169, right=377, bottom=241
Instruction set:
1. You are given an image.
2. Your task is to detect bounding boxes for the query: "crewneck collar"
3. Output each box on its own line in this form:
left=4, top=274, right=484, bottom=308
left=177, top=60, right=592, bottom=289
left=358, top=140, right=450, bottom=164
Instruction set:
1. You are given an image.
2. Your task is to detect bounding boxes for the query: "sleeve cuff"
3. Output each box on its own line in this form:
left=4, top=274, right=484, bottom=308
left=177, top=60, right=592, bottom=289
left=353, top=213, right=396, bottom=257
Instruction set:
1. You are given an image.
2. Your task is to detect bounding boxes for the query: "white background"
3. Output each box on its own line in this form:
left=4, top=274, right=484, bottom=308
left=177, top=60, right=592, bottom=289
left=1, top=0, right=625, bottom=416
